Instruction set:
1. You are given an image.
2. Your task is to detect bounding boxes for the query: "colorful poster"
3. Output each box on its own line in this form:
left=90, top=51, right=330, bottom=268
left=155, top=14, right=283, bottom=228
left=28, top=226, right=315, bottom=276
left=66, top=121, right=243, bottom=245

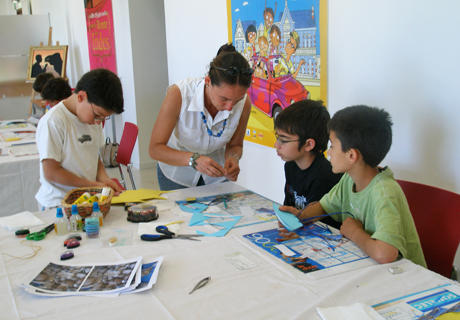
left=227, top=0, right=327, bottom=147
left=176, top=190, right=278, bottom=229
left=84, top=0, right=117, bottom=73
left=243, top=222, right=373, bottom=276
left=373, top=284, right=460, bottom=320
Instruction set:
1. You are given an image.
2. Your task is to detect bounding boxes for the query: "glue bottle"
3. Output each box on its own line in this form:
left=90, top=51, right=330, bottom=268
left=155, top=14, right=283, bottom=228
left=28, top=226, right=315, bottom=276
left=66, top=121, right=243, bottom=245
left=76, top=211, right=84, bottom=231
left=54, top=207, right=68, bottom=235
left=100, top=187, right=111, bottom=201
left=69, top=205, right=79, bottom=232
left=92, top=201, right=103, bottom=227
left=73, top=192, right=91, bottom=205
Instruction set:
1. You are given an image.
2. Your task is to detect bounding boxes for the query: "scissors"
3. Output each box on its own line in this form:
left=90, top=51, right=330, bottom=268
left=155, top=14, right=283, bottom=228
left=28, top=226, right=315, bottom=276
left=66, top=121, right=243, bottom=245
left=140, top=225, right=204, bottom=242
left=26, top=223, right=55, bottom=241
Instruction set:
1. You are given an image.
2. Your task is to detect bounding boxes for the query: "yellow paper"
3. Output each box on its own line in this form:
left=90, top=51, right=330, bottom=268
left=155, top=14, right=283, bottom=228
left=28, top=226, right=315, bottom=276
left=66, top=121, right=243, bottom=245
left=5, top=137, right=21, bottom=142
left=437, top=312, right=460, bottom=320
left=111, top=189, right=171, bottom=204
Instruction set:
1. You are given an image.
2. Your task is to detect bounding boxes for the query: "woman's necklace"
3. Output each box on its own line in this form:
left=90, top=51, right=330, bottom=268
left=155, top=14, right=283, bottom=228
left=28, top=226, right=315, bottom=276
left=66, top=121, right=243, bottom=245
left=201, top=112, right=227, bottom=137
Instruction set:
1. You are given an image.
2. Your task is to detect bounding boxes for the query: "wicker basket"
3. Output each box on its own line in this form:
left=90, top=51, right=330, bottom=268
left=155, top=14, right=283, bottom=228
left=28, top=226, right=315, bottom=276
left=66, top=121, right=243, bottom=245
left=61, top=187, right=113, bottom=218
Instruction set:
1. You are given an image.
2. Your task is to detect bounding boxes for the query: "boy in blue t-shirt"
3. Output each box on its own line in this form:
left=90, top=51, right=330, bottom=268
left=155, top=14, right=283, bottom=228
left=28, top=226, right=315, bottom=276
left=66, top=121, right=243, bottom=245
left=274, top=100, right=341, bottom=228
left=280, top=105, right=426, bottom=266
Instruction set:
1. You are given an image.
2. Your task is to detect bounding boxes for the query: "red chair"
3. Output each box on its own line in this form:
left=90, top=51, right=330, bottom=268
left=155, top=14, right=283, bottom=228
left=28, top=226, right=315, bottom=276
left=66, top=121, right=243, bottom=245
left=397, top=179, right=460, bottom=278
left=115, top=122, right=138, bottom=190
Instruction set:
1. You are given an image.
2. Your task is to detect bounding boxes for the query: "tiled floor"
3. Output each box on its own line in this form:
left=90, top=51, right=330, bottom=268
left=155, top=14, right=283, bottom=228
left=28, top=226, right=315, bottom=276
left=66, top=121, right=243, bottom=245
left=106, top=163, right=159, bottom=190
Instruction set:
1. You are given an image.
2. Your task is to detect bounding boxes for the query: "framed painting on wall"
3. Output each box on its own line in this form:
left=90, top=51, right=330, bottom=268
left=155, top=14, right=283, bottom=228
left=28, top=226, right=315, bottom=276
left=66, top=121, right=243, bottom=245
left=27, top=45, right=68, bottom=81
left=227, top=0, right=327, bottom=147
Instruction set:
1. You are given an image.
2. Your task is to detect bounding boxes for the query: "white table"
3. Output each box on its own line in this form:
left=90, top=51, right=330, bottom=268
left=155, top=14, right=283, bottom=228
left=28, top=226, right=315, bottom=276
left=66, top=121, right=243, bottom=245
left=0, top=120, right=40, bottom=216
left=0, top=182, right=456, bottom=319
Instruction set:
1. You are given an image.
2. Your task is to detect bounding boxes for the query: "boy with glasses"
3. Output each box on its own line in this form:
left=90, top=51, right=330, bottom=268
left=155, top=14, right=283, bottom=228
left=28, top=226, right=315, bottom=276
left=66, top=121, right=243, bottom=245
left=274, top=100, right=341, bottom=227
left=35, top=69, right=124, bottom=209
left=280, top=105, right=426, bottom=266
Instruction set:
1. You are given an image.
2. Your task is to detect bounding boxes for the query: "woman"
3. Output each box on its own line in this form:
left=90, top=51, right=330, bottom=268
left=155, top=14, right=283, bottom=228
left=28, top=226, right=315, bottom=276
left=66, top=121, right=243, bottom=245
left=149, top=44, right=253, bottom=190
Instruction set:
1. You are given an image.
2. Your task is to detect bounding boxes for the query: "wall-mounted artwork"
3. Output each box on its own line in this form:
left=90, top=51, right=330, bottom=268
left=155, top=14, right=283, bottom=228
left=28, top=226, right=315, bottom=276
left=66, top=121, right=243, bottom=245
left=227, top=0, right=327, bottom=147
left=27, top=45, right=68, bottom=81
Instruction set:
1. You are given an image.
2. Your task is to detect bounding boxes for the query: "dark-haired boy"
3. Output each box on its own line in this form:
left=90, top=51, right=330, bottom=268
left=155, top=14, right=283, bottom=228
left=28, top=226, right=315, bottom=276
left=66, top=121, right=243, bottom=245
left=35, top=69, right=124, bottom=209
left=30, top=72, right=55, bottom=118
left=281, top=105, right=426, bottom=267
left=41, top=77, right=72, bottom=109
left=275, top=100, right=341, bottom=227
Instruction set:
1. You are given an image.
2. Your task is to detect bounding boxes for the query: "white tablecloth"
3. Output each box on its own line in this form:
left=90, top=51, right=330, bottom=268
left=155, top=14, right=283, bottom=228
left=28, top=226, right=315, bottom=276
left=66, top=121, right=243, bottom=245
left=0, top=182, right=456, bottom=319
left=0, top=120, right=40, bottom=216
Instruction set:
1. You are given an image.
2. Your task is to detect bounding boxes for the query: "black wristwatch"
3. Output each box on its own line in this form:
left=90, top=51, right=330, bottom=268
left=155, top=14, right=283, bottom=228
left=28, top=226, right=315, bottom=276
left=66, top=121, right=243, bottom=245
left=188, top=153, right=200, bottom=170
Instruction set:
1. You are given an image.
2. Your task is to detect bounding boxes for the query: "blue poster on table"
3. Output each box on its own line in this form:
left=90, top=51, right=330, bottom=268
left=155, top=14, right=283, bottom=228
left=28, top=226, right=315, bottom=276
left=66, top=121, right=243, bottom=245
left=176, top=190, right=277, bottom=228
left=243, top=222, right=370, bottom=274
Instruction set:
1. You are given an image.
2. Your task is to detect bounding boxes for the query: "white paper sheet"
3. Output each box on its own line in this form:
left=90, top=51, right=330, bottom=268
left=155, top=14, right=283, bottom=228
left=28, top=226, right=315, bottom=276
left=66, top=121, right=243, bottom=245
left=0, top=211, right=44, bottom=231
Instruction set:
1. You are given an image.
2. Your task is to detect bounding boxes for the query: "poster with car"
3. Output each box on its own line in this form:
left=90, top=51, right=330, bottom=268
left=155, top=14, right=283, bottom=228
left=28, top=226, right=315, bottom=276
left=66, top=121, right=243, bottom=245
left=228, top=0, right=327, bottom=147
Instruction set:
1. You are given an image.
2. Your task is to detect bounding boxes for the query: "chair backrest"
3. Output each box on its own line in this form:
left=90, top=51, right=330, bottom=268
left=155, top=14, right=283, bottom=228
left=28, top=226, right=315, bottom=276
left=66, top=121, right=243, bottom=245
left=115, top=122, right=138, bottom=166
left=397, top=179, right=460, bottom=278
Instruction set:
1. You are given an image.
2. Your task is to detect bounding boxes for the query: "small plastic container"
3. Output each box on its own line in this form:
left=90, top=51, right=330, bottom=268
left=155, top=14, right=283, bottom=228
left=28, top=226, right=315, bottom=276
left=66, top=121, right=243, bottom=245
left=54, top=207, right=68, bottom=235
left=92, top=202, right=103, bottom=226
left=85, top=217, right=100, bottom=238
left=76, top=212, right=84, bottom=231
left=69, top=205, right=79, bottom=232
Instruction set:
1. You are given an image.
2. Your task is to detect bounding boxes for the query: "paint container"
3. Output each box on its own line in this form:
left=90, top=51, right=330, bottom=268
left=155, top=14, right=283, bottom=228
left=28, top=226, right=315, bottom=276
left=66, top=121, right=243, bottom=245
left=85, top=217, right=100, bottom=239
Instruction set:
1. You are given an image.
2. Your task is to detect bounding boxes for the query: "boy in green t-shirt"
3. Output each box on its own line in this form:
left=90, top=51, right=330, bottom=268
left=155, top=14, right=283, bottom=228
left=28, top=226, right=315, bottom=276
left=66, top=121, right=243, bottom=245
left=280, top=105, right=426, bottom=267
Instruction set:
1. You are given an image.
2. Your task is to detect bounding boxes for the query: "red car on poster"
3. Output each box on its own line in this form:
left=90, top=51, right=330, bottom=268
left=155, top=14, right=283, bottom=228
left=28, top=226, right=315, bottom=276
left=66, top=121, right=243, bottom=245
left=248, top=55, right=309, bottom=118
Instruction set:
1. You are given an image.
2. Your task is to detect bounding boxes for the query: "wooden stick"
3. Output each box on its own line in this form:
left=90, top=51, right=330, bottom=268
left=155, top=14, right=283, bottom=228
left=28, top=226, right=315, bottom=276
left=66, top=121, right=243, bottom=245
left=48, top=26, right=52, bottom=46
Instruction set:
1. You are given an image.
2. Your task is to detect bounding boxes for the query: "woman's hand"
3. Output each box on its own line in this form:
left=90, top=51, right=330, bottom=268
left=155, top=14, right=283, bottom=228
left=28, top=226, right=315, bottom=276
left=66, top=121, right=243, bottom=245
left=224, top=157, right=240, bottom=181
left=194, top=155, right=225, bottom=177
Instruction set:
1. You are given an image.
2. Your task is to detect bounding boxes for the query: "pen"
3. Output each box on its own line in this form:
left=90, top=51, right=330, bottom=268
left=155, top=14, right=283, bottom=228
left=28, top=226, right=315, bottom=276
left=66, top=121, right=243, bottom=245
left=11, top=141, right=36, bottom=146
left=223, top=199, right=228, bottom=209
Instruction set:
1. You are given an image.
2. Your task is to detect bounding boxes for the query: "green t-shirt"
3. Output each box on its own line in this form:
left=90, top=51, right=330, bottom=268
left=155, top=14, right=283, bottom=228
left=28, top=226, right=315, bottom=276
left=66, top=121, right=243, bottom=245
left=319, top=167, right=426, bottom=267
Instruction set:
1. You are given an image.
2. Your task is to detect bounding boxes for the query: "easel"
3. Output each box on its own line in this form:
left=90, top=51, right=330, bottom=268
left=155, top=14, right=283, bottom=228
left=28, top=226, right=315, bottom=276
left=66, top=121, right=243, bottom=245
left=28, top=27, right=61, bottom=117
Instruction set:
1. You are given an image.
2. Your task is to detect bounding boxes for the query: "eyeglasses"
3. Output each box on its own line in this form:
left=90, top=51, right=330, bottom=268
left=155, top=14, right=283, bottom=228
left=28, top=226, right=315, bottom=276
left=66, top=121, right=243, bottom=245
left=275, top=133, right=300, bottom=145
left=213, top=65, right=254, bottom=77
left=91, top=104, right=110, bottom=122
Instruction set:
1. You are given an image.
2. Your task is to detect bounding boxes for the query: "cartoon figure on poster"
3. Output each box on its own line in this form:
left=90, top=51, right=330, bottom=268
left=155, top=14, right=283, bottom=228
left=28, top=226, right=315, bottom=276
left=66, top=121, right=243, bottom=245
left=230, top=0, right=324, bottom=147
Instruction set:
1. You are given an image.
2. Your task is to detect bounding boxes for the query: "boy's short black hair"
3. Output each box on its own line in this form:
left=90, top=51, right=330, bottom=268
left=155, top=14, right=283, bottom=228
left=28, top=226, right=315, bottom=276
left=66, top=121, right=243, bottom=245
left=41, top=78, right=72, bottom=102
left=75, top=68, right=124, bottom=114
left=328, top=105, right=393, bottom=167
left=274, top=99, right=330, bottom=154
left=33, top=72, right=54, bottom=93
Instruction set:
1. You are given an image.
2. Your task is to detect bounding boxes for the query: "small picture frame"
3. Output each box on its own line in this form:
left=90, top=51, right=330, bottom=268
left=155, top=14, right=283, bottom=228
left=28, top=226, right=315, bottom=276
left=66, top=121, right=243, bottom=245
left=27, top=45, right=68, bottom=81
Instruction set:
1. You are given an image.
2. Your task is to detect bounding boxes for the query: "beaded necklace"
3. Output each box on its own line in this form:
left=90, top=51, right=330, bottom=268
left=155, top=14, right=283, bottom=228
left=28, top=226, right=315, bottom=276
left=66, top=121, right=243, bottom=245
left=200, top=112, right=227, bottom=137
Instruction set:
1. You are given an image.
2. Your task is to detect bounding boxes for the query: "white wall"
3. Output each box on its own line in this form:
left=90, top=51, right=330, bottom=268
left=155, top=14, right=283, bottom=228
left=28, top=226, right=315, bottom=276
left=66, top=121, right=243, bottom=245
left=128, top=0, right=168, bottom=168
left=328, top=0, right=460, bottom=194
left=165, top=0, right=460, bottom=201
left=0, top=14, right=49, bottom=119
left=164, top=0, right=228, bottom=85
